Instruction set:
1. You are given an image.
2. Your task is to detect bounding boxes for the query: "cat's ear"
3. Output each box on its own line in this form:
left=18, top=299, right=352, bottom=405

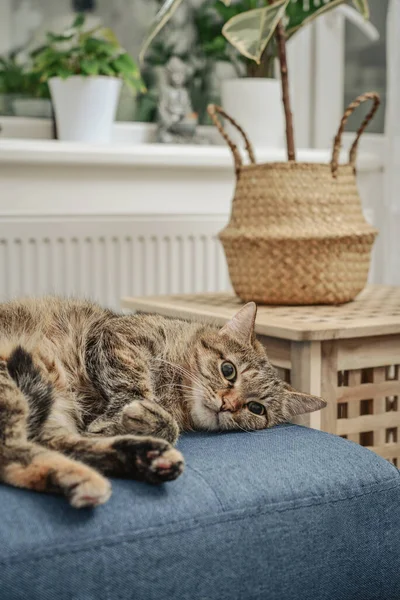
left=219, top=302, right=257, bottom=345
left=282, top=383, right=327, bottom=417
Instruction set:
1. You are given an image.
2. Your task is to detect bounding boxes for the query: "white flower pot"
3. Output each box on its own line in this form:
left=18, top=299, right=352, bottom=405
left=49, top=76, right=122, bottom=143
left=221, top=78, right=285, bottom=149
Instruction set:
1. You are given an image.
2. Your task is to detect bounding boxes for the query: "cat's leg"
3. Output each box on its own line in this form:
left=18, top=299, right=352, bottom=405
left=88, top=399, right=180, bottom=444
left=4, top=344, right=183, bottom=484
left=0, top=358, right=111, bottom=507
left=1, top=443, right=111, bottom=508
left=39, top=426, right=184, bottom=483
left=86, top=329, right=181, bottom=444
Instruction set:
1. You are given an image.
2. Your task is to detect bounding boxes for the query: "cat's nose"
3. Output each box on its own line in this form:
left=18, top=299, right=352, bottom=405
left=220, top=396, right=240, bottom=413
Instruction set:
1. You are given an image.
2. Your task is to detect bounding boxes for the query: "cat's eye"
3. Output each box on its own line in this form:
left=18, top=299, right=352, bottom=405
left=247, top=401, right=266, bottom=416
left=221, top=361, right=236, bottom=382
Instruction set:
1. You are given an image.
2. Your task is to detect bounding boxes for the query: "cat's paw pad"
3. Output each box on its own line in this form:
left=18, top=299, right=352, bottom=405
left=113, top=437, right=184, bottom=483
left=144, top=447, right=185, bottom=483
left=65, top=472, right=112, bottom=508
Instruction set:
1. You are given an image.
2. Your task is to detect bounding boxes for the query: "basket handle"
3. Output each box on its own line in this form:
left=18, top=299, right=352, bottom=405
left=207, top=104, right=256, bottom=174
left=331, top=92, right=380, bottom=178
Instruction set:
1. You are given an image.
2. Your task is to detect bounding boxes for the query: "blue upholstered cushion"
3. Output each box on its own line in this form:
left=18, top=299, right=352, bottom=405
left=0, top=424, right=399, bottom=600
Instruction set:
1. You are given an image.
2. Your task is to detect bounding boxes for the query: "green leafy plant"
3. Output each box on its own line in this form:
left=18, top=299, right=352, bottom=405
left=194, top=0, right=278, bottom=77
left=140, top=0, right=370, bottom=161
left=141, top=0, right=369, bottom=66
left=139, top=0, right=185, bottom=63
left=32, top=13, right=144, bottom=92
left=0, top=55, right=50, bottom=98
left=221, top=0, right=369, bottom=63
left=194, top=1, right=241, bottom=62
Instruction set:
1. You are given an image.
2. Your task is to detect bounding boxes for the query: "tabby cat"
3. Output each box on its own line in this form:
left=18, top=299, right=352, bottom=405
left=0, top=297, right=325, bottom=507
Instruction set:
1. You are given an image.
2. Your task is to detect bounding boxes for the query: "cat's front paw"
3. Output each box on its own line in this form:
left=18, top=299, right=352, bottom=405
left=122, top=401, right=156, bottom=434
left=112, top=436, right=184, bottom=484
left=142, top=446, right=185, bottom=483
left=122, top=400, right=179, bottom=444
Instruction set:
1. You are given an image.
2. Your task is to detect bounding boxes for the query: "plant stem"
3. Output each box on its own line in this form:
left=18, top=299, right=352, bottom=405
left=268, top=2, right=296, bottom=161
left=246, top=43, right=276, bottom=78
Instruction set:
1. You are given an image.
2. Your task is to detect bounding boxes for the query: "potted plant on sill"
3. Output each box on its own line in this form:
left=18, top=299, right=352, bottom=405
left=32, top=13, right=144, bottom=143
left=141, top=0, right=371, bottom=149
left=191, top=0, right=285, bottom=146
left=0, top=55, right=52, bottom=118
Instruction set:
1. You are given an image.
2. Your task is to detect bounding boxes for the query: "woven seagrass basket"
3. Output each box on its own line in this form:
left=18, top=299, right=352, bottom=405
left=208, top=92, right=380, bottom=305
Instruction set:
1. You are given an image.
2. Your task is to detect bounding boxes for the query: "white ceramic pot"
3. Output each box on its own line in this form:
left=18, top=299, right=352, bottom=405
left=220, top=78, right=285, bottom=149
left=49, top=76, right=122, bottom=142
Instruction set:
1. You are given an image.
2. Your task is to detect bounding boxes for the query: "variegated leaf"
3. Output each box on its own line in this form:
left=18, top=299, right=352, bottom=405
left=222, top=0, right=289, bottom=63
left=352, top=0, right=370, bottom=19
left=286, top=0, right=370, bottom=38
left=139, top=0, right=184, bottom=63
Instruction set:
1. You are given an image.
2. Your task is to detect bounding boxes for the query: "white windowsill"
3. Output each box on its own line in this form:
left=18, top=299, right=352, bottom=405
left=0, top=117, right=383, bottom=172
left=0, top=137, right=382, bottom=172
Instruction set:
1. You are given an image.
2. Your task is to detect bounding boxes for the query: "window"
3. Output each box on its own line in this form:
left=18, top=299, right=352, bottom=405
left=344, top=0, right=389, bottom=133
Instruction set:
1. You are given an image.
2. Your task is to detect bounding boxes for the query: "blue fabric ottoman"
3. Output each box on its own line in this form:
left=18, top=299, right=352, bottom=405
left=0, top=424, right=399, bottom=600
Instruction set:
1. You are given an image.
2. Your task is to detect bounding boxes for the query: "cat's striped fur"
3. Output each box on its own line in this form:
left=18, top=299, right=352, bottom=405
left=0, top=297, right=325, bottom=507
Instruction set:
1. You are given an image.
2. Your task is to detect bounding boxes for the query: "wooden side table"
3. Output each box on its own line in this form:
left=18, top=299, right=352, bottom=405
left=122, top=286, right=400, bottom=466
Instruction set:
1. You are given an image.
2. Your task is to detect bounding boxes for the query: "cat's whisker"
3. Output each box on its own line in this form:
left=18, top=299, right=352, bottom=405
left=155, top=378, right=202, bottom=395
left=156, top=383, right=194, bottom=393
left=154, top=357, right=211, bottom=398
left=154, top=357, right=203, bottom=388
left=236, top=424, right=263, bottom=435
left=228, top=419, right=266, bottom=435
left=156, top=384, right=198, bottom=400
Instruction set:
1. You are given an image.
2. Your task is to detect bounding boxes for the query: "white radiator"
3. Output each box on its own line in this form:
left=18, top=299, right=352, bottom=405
left=0, top=139, right=383, bottom=310
left=0, top=216, right=231, bottom=310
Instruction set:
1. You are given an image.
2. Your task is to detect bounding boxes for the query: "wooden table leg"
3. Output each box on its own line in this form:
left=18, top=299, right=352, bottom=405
left=347, top=369, right=362, bottom=444
left=290, top=340, right=322, bottom=430
left=320, top=341, right=339, bottom=435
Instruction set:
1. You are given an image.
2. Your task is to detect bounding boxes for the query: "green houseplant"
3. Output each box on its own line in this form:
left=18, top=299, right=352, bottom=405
left=142, top=0, right=379, bottom=307
left=0, top=55, right=51, bottom=117
left=32, top=13, right=144, bottom=142
left=141, top=0, right=370, bottom=153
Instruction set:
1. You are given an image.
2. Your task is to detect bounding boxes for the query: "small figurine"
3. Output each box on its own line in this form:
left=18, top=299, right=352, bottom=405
left=157, top=56, right=206, bottom=144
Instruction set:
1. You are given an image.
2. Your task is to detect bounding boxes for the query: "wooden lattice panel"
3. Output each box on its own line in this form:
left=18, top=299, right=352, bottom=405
left=122, top=286, right=400, bottom=341
left=336, top=365, right=400, bottom=466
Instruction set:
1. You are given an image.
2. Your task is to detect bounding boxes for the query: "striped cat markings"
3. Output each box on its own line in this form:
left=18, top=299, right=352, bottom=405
left=0, top=297, right=325, bottom=506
